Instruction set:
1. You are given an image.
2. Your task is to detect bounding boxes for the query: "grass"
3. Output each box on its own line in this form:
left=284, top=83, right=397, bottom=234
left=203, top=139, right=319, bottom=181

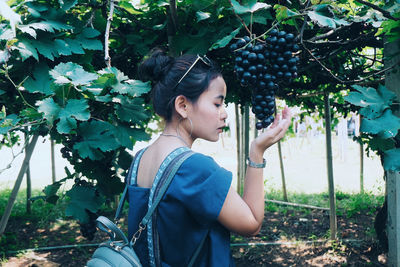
left=265, top=189, right=384, bottom=217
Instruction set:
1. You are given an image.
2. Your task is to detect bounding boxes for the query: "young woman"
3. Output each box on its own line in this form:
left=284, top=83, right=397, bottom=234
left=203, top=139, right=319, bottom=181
left=127, top=48, right=292, bottom=267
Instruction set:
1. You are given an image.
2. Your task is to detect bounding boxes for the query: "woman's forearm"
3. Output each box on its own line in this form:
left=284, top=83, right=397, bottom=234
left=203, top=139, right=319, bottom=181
left=242, top=144, right=266, bottom=230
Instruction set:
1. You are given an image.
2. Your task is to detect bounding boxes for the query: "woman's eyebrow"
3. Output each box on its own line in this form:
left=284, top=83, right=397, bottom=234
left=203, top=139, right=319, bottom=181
left=215, top=95, right=225, bottom=101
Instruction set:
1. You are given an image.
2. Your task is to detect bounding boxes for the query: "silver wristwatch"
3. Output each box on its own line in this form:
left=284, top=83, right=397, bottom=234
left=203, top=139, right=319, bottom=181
left=246, top=157, right=266, bottom=168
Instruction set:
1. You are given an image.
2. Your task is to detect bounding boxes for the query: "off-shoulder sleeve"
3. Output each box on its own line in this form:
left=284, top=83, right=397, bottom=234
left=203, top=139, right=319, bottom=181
left=168, top=153, right=232, bottom=226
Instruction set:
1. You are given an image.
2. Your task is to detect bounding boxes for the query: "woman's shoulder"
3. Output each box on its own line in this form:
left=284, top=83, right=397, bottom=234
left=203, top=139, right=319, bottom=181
left=182, top=151, right=220, bottom=170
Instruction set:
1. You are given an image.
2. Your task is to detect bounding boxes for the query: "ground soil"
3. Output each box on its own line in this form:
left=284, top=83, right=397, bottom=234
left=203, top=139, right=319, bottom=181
left=1, top=204, right=387, bottom=267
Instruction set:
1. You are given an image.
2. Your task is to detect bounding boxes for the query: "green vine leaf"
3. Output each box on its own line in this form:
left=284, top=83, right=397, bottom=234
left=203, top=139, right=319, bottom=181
left=196, top=11, right=211, bottom=22
left=57, top=99, right=90, bottom=134
left=102, top=67, right=150, bottom=97
left=0, top=114, right=20, bottom=134
left=115, top=97, right=150, bottom=124
left=65, top=185, right=105, bottom=223
left=113, top=124, right=150, bottom=149
left=15, top=39, right=39, bottom=61
left=361, top=109, right=400, bottom=139
left=74, top=120, right=120, bottom=160
left=209, top=27, right=241, bottom=51
left=24, top=63, right=53, bottom=95
left=37, top=98, right=61, bottom=124
left=274, top=4, right=300, bottom=22
left=37, top=98, right=90, bottom=133
left=307, top=5, right=349, bottom=29
left=231, top=0, right=271, bottom=14
left=344, top=85, right=395, bottom=119
left=50, top=62, right=98, bottom=86
left=60, top=0, right=78, bottom=11
left=384, top=148, right=400, bottom=171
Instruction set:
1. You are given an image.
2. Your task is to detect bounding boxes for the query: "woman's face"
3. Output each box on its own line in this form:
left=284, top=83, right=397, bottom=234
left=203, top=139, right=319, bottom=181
left=188, top=76, right=228, bottom=142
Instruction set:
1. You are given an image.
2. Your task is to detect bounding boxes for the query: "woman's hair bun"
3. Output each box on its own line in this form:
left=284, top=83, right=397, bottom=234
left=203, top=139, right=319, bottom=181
left=139, top=48, right=173, bottom=83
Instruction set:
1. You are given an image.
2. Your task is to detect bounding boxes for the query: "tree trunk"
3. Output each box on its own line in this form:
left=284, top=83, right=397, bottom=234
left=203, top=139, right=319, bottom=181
left=26, top=165, right=31, bottom=214
left=360, top=142, right=364, bottom=194
left=235, top=103, right=241, bottom=193
left=24, top=130, right=32, bottom=214
left=244, top=104, right=250, bottom=193
left=51, top=139, right=56, bottom=183
left=0, top=134, right=39, bottom=235
left=324, top=91, right=337, bottom=240
left=278, top=140, right=288, bottom=202
left=239, top=106, right=246, bottom=195
left=385, top=38, right=400, bottom=267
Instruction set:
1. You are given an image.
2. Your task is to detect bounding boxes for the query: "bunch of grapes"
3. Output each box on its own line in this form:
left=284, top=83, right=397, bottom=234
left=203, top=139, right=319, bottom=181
left=79, top=210, right=98, bottom=241
left=60, top=135, right=82, bottom=160
left=230, top=29, right=299, bottom=129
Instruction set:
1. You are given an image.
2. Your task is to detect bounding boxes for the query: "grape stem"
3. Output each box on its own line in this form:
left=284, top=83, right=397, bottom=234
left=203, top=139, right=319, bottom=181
left=228, top=0, right=252, bottom=36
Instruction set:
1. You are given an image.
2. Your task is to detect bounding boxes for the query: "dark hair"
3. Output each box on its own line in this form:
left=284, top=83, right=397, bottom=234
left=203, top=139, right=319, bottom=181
left=139, top=48, right=222, bottom=121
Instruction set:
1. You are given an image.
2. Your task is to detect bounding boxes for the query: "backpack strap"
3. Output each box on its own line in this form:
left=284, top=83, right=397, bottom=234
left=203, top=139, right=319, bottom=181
left=114, top=148, right=145, bottom=221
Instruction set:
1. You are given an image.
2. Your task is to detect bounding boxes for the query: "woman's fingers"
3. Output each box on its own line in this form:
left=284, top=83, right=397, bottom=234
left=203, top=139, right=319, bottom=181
left=269, top=113, right=280, bottom=129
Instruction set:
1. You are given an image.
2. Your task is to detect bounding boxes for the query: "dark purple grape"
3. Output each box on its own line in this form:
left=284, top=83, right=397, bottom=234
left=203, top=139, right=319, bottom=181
left=285, top=33, right=295, bottom=42
left=277, top=38, right=286, bottom=45
left=283, top=50, right=292, bottom=59
left=281, top=64, right=289, bottom=71
left=276, top=57, right=285, bottom=65
left=277, top=31, right=286, bottom=38
left=263, top=74, right=272, bottom=82
left=269, top=29, right=278, bottom=36
left=248, top=65, right=257, bottom=74
left=230, top=43, right=238, bottom=51
left=243, top=72, right=251, bottom=80
left=269, top=36, right=277, bottom=44
left=258, top=81, right=266, bottom=89
left=236, top=38, right=246, bottom=48
left=267, top=81, right=275, bottom=90
left=235, top=56, right=243, bottom=65
left=254, top=105, right=263, bottom=113
left=257, top=53, right=265, bottom=62
left=256, top=112, right=265, bottom=120
left=292, top=44, right=300, bottom=52
left=248, top=53, right=257, bottom=62
left=288, top=58, right=297, bottom=66
left=256, top=122, right=263, bottom=130
left=242, top=50, right=250, bottom=58
left=276, top=71, right=283, bottom=78
left=256, top=64, right=264, bottom=72
left=284, top=72, right=292, bottom=79
left=243, top=36, right=251, bottom=42
left=268, top=101, right=275, bottom=109
left=255, top=95, right=263, bottom=102
left=270, top=51, right=278, bottom=58
left=290, top=66, right=297, bottom=72
left=236, top=66, right=245, bottom=75
left=262, top=116, right=273, bottom=128
left=242, top=59, right=250, bottom=67
left=250, top=74, right=257, bottom=83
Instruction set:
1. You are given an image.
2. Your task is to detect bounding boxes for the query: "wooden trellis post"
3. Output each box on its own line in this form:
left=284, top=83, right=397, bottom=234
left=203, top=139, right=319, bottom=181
left=0, top=134, right=39, bottom=235
left=385, top=37, right=400, bottom=267
left=324, top=90, right=337, bottom=240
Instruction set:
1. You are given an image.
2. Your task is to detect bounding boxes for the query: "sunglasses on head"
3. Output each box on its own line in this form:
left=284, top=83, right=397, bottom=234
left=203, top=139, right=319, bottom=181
left=173, top=55, right=212, bottom=89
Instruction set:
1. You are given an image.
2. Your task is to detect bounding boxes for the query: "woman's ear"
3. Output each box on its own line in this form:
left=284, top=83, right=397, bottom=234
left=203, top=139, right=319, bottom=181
left=174, top=95, right=189, bottom=118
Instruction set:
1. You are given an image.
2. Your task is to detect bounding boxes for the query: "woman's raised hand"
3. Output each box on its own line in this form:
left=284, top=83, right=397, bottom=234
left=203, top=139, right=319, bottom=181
left=251, top=106, right=292, bottom=154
